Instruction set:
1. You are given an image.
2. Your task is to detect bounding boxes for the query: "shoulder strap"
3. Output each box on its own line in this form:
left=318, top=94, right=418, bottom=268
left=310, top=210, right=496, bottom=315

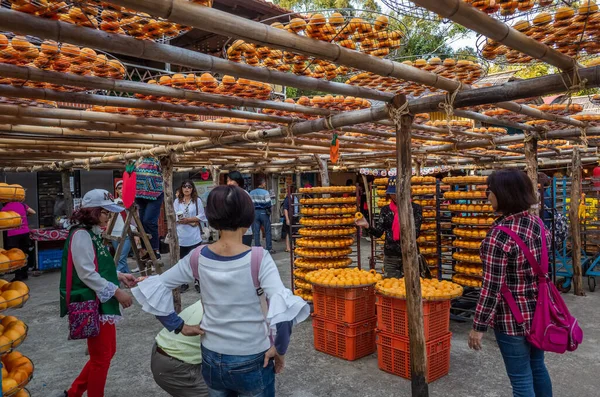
left=250, top=247, right=273, bottom=344
left=66, top=230, right=99, bottom=306
left=495, top=217, right=548, bottom=326
left=189, top=244, right=207, bottom=280
left=496, top=225, right=544, bottom=277
left=250, top=246, right=264, bottom=292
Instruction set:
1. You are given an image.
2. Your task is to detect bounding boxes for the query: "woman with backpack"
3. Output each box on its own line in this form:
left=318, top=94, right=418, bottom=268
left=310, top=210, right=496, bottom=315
left=133, top=185, right=310, bottom=396
left=468, top=169, right=553, bottom=396
left=174, top=180, right=207, bottom=293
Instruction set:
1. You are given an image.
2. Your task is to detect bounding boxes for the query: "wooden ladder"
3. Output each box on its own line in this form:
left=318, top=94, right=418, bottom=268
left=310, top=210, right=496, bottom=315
left=103, top=203, right=163, bottom=276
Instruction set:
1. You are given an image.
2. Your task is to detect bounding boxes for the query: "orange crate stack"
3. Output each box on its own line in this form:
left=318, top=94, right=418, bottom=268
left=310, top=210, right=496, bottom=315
left=376, top=294, right=451, bottom=340
left=313, top=284, right=376, bottom=323
left=375, top=293, right=452, bottom=382
left=376, top=331, right=452, bottom=383
left=312, top=285, right=377, bottom=361
left=312, top=316, right=377, bottom=361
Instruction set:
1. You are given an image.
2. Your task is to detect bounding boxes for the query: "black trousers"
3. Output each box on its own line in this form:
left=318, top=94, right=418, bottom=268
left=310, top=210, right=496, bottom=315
left=5, top=233, right=34, bottom=280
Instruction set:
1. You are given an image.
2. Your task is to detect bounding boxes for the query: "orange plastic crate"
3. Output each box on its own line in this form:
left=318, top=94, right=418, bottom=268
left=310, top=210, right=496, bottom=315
left=376, top=294, right=450, bottom=340
left=376, top=331, right=452, bottom=383
left=312, top=316, right=376, bottom=361
left=312, top=285, right=376, bottom=323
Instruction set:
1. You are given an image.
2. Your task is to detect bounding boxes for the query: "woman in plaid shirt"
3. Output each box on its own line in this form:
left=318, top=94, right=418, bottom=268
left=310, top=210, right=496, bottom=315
left=468, top=169, right=553, bottom=397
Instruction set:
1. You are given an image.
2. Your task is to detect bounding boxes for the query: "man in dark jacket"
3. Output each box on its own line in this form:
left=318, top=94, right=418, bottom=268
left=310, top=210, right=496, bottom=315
left=356, top=176, right=422, bottom=278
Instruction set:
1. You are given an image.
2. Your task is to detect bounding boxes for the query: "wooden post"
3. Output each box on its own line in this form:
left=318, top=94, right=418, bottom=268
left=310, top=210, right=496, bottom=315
left=161, top=154, right=183, bottom=313
left=313, top=155, right=330, bottom=187
left=569, top=149, right=585, bottom=296
left=390, top=94, right=429, bottom=396
left=415, top=160, right=422, bottom=177
left=524, top=132, right=539, bottom=214
left=61, top=170, right=73, bottom=217
left=210, top=166, right=220, bottom=186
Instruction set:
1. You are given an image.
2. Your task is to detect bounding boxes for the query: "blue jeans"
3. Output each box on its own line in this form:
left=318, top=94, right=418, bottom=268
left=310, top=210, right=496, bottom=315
left=136, top=193, right=164, bottom=251
left=201, top=346, right=275, bottom=397
left=111, top=238, right=131, bottom=273
left=494, top=330, right=553, bottom=397
left=252, top=210, right=272, bottom=251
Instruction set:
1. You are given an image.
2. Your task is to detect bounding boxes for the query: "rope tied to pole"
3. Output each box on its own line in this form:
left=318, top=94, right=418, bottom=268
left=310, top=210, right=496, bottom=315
left=241, top=128, right=252, bottom=142
left=385, top=100, right=410, bottom=125
left=286, top=122, right=296, bottom=146
left=324, top=116, right=335, bottom=131
left=558, top=66, right=587, bottom=107
left=438, top=82, right=463, bottom=133
left=83, top=158, right=91, bottom=171
left=580, top=125, right=589, bottom=147
left=210, top=132, right=225, bottom=146
left=488, top=138, right=497, bottom=150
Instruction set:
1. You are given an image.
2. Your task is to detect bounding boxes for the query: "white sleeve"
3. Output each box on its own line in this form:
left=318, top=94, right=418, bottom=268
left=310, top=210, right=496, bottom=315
left=70, top=230, right=117, bottom=303
left=196, top=199, right=207, bottom=222
left=258, top=252, right=310, bottom=327
left=131, top=253, right=195, bottom=316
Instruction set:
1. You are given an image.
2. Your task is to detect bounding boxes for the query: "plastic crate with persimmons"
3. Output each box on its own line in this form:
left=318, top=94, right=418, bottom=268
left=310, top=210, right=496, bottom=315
left=376, top=294, right=450, bottom=341
left=312, top=284, right=376, bottom=323
left=376, top=331, right=452, bottom=382
left=312, top=315, right=376, bottom=361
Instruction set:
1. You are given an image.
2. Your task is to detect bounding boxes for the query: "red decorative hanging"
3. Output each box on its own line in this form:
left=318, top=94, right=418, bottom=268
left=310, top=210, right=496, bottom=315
left=121, top=163, right=137, bottom=208
left=592, top=165, right=600, bottom=190
left=330, top=133, right=340, bottom=164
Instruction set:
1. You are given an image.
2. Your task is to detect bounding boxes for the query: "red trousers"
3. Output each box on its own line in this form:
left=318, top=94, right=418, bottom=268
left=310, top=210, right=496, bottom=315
left=68, top=322, right=117, bottom=397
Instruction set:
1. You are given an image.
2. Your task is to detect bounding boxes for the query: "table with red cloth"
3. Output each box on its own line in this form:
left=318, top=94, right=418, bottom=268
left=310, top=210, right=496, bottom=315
left=29, top=228, right=69, bottom=270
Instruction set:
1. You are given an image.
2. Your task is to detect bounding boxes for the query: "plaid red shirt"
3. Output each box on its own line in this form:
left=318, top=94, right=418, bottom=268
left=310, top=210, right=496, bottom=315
left=473, top=211, right=550, bottom=335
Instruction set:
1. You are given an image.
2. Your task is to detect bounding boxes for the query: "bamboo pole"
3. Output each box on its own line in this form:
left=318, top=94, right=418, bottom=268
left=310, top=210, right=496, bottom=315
left=0, top=84, right=293, bottom=125
left=0, top=115, right=234, bottom=139
left=0, top=103, right=262, bottom=133
left=409, top=0, right=575, bottom=71
left=0, top=9, right=391, bottom=102
left=389, top=95, right=428, bottom=396
left=0, top=122, right=200, bottom=143
left=569, top=149, right=585, bottom=296
left=160, top=154, right=183, bottom=312
left=407, top=66, right=600, bottom=114
left=524, top=132, right=539, bottom=214
left=0, top=64, right=335, bottom=118
left=13, top=103, right=390, bottom=171
left=414, top=127, right=600, bottom=155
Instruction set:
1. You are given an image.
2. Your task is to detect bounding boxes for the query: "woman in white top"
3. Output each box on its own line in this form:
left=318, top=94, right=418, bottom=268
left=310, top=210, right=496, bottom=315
left=133, top=185, right=309, bottom=397
left=174, top=180, right=207, bottom=293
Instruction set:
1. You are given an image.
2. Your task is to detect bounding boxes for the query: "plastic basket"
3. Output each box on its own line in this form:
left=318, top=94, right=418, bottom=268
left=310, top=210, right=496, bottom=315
left=376, top=331, right=451, bottom=383
left=376, top=294, right=450, bottom=341
left=313, top=285, right=376, bottom=323
left=312, top=316, right=376, bottom=361
left=38, top=248, right=63, bottom=270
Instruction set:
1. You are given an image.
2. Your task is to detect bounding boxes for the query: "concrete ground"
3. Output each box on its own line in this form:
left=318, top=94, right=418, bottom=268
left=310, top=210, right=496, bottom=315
left=12, top=239, right=600, bottom=397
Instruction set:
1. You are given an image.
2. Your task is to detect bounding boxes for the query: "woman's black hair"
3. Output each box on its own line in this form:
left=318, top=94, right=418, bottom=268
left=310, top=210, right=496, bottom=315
left=206, top=185, right=254, bottom=231
left=487, top=169, right=537, bottom=214
left=177, top=179, right=198, bottom=202
left=227, top=171, right=245, bottom=189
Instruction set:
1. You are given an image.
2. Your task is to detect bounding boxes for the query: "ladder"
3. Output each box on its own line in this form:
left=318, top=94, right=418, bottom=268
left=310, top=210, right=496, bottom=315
left=103, top=203, right=163, bottom=276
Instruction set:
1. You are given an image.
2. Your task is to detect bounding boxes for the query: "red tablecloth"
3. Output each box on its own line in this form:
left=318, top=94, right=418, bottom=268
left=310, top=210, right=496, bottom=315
left=29, top=228, right=69, bottom=242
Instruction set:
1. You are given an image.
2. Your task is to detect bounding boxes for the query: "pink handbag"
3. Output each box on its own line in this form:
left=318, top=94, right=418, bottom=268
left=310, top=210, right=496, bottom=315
left=497, top=217, right=583, bottom=353
left=66, top=246, right=100, bottom=340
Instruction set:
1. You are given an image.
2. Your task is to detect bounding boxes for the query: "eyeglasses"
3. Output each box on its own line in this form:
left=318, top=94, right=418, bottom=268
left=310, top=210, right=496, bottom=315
left=182, top=185, right=193, bottom=189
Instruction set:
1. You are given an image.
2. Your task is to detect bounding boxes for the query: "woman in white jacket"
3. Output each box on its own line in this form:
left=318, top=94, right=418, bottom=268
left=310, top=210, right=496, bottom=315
left=133, top=185, right=309, bottom=397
